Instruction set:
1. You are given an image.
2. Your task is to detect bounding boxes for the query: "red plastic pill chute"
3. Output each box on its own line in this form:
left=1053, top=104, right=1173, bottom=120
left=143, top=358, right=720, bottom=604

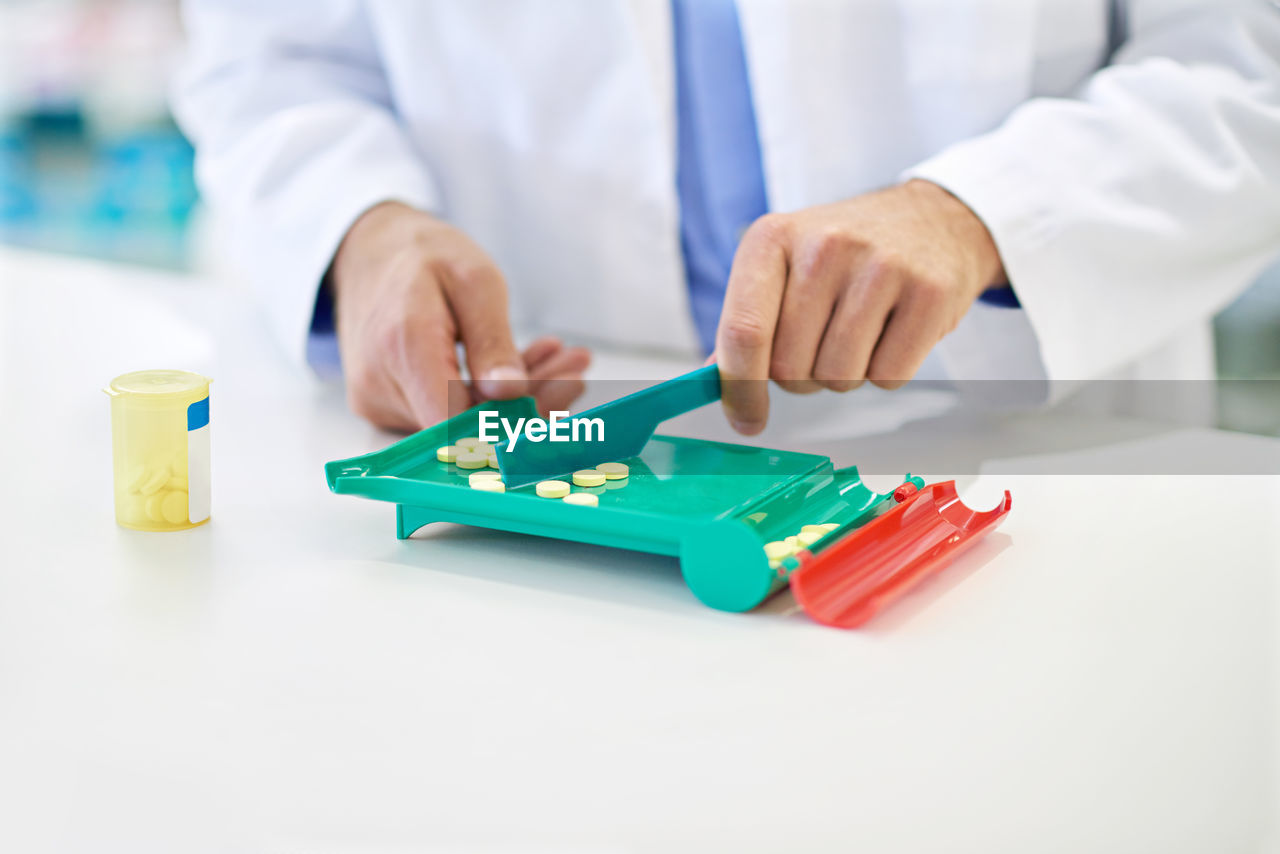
left=789, top=481, right=1011, bottom=628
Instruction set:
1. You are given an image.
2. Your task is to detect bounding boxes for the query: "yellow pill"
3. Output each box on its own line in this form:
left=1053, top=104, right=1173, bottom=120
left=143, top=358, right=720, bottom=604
left=436, top=445, right=458, bottom=463
left=802, top=523, right=839, bottom=535
left=595, top=462, right=629, bottom=480
left=796, top=530, right=824, bottom=548
left=455, top=437, right=484, bottom=451
left=168, top=476, right=189, bottom=492
left=161, top=490, right=188, bottom=525
left=139, top=468, right=169, bottom=496
left=571, top=469, right=606, bottom=487
left=144, top=492, right=167, bottom=522
left=468, top=471, right=501, bottom=486
left=785, top=535, right=799, bottom=549
left=763, top=541, right=794, bottom=561
left=487, top=458, right=501, bottom=469
left=563, top=492, right=599, bottom=507
left=123, top=464, right=149, bottom=493
left=455, top=451, right=489, bottom=469
left=535, top=480, right=571, bottom=499
left=470, top=479, right=505, bottom=493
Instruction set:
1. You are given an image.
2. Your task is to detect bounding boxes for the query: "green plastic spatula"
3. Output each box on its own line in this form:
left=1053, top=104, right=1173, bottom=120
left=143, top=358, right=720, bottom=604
left=494, top=364, right=722, bottom=487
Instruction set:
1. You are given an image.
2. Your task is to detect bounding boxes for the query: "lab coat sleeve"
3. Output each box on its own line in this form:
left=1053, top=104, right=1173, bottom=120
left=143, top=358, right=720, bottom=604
left=171, top=0, right=439, bottom=365
left=905, top=0, right=1280, bottom=382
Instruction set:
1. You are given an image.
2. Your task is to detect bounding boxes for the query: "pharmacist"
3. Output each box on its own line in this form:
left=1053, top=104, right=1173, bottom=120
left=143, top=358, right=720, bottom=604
left=173, top=0, right=1280, bottom=434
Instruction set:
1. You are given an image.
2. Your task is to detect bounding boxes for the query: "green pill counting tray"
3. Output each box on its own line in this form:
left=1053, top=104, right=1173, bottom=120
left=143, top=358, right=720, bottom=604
left=325, top=395, right=920, bottom=614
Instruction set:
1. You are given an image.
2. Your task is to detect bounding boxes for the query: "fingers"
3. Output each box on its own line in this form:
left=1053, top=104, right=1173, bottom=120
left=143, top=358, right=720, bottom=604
left=528, top=342, right=591, bottom=415
left=715, top=215, right=790, bottom=435
left=390, top=276, right=470, bottom=428
left=770, top=233, right=847, bottom=394
left=527, top=343, right=591, bottom=382
left=345, top=369, right=418, bottom=434
left=812, top=259, right=900, bottom=391
left=864, top=283, right=944, bottom=388
left=521, top=336, right=564, bottom=372
left=437, top=258, right=529, bottom=400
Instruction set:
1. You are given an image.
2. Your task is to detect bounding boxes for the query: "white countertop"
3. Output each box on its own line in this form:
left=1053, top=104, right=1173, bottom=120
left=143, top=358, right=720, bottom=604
left=1, top=248, right=1276, bottom=853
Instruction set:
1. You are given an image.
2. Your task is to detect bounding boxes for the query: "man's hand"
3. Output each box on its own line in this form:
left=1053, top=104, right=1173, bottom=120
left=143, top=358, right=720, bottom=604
left=331, top=201, right=590, bottom=431
left=714, top=179, right=1006, bottom=434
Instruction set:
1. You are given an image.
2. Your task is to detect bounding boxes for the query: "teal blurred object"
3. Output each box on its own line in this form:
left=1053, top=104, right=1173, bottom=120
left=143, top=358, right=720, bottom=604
left=0, top=131, right=38, bottom=222
left=0, top=107, right=198, bottom=269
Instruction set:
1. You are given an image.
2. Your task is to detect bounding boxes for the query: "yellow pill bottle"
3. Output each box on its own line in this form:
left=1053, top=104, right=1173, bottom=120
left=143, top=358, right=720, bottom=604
left=105, top=370, right=212, bottom=531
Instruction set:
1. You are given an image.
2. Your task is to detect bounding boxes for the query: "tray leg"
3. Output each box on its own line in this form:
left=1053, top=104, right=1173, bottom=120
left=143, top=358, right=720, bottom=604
left=396, top=504, right=436, bottom=540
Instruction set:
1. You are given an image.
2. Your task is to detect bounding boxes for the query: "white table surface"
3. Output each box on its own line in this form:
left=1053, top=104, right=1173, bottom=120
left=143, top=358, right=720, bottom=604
left=1, top=248, right=1277, bottom=854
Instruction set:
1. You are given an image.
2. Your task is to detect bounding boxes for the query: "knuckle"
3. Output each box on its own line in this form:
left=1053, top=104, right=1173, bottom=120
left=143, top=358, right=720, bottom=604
left=720, top=313, right=772, bottom=352
left=769, top=353, right=801, bottom=382
left=813, top=364, right=859, bottom=392
left=812, top=225, right=856, bottom=259
left=745, top=213, right=790, bottom=247
left=866, top=362, right=909, bottom=390
left=443, top=257, right=504, bottom=295
left=863, top=248, right=904, bottom=283
left=793, top=234, right=839, bottom=282
left=869, top=376, right=906, bottom=390
left=911, top=275, right=951, bottom=308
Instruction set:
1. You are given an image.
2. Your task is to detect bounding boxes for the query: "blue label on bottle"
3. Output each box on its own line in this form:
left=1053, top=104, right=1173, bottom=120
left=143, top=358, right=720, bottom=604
left=187, top=396, right=209, bottom=431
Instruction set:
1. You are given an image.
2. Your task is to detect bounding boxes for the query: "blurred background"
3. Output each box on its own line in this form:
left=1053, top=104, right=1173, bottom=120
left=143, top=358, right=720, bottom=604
left=0, top=0, right=194, bottom=269
left=1, top=0, right=1277, bottom=432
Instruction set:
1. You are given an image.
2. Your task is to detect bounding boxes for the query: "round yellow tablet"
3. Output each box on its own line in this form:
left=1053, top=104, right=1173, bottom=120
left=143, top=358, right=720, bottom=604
left=436, top=445, right=458, bottom=463
left=161, top=490, right=188, bottom=525
left=595, top=462, right=629, bottom=480
left=123, top=464, right=149, bottom=494
left=167, top=476, right=189, bottom=492
left=144, top=492, right=167, bottom=522
left=455, top=451, right=489, bottom=469
left=535, top=480, right=571, bottom=499
left=455, top=437, right=484, bottom=451
left=470, top=479, right=505, bottom=493
left=563, top=492, right=598, bottom=507
left=468, top=471, right=501, bottom=486
left=796, top=530, right=824, bottom=548
left=763, top=541, right=794, bottom=561
left=139, top=468, right=169, bottom=496
left=571, top=469, right=606, bottom=487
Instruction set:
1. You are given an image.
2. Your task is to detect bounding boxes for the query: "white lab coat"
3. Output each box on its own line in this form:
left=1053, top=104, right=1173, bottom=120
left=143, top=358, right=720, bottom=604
left=172, top=0, right=1280, bottom=388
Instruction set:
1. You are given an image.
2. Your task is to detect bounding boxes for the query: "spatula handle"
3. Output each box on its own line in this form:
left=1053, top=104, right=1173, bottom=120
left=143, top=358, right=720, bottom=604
left=641, top=364, right=722, bottom=425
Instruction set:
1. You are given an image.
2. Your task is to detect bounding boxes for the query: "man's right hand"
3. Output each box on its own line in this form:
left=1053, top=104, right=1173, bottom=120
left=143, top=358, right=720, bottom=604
left=330, top=201, right=591, bottom=432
